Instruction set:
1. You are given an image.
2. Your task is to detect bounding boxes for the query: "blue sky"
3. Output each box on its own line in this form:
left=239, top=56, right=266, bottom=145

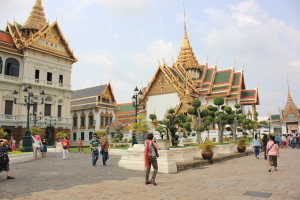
left=1, top=0, right=300, bottom=117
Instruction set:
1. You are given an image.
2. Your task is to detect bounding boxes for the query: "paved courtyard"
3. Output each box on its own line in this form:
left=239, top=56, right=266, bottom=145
left=1, top=148, right=300, bottom=200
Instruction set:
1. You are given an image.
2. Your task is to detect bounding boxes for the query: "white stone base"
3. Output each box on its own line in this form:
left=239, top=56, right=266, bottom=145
left=118, top=144, right=177, bottom=174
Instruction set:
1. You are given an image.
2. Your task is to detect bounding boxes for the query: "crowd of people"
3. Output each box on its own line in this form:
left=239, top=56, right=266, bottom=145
left=252, top=133, right=300, bottom=173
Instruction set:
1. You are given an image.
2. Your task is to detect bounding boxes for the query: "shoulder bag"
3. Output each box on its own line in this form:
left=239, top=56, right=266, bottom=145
left=100, top=141, right=107, bottom=154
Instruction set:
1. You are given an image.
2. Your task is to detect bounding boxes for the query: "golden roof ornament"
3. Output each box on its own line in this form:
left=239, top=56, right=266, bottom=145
left=176, top=8, right=199, bottom=70
left=284, top=86, right=298, bottom=111
left=22, top=0, right=48, bottom=30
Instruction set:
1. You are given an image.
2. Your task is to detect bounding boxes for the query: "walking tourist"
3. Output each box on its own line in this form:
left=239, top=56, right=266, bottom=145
left=275, top=134, right=281, bottom=147
left=267, top=135, right=279, bottom=172
left=252, top=135, right=260, bottom=159
left=100, top=135, right=110, bottom=166
left=290, top=136, right=296, bottom=149
left=90, top=134, right=100, bottom=166
left=297, top=136, right=300, bottom=149
left=77, top=138, right=83, bottom=153
left=144, top=133, right=158, bottom=186
left=41, top=139, right=47, bottom=157
left=31, top=135, right=42, bottom=159
left=0, top=138, right=14, bottom=179
left=262, top=134, right=268, bottom=160
left=62, top=137, right=70, bottom=160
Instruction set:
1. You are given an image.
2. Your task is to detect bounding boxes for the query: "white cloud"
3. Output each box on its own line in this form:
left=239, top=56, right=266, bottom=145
left=132, top=39, right=177, bottom=69
left=80, top=0, right=151, bottom=14
left=202, top=0, right=300, bottom=116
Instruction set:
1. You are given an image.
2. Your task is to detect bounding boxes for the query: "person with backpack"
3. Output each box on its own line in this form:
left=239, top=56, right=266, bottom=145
left=100, top=135, right=110, bottom=166
left=62, top=137, right=70, bottom=160
left=90, top=133, right=100, bottom=166
left=267, top=135, right=279, bottom=172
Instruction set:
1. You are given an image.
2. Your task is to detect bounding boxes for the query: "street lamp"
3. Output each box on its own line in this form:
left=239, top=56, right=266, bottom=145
left=30, top=111, right=42, bottom=127
left=131, top=86, right=143, bottom=146
left=12, top=86, right=45, bottom=152
left=45, top=116, right=57, bottom=146
left=268, top=117, right=271, bottom=133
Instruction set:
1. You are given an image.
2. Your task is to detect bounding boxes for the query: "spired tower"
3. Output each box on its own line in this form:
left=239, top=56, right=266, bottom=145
left=0, top=0, right=77, bottom=143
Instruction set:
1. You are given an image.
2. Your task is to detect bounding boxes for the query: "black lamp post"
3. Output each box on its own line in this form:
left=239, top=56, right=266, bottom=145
left=131, top=86, right=143, bottom=146
left=268, top=117, right=271, bottom=133
left=30, top=111, right=42, bottom=127
left=45, top=116, right=56, bottom=146
left=12, top=86, right=45, bottom=152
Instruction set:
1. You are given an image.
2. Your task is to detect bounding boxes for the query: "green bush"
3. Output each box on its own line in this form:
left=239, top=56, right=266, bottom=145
left=191, top=133, right=196, bottom=136
left=112, top=138, right=120, bottom=143
left=17, top=147, right=24, bottom=152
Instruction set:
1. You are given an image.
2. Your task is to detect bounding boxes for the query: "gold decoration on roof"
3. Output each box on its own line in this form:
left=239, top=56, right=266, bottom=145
left=176, top=10, right=199, bottom=70
left=284, top=87, right=298, bottom=111
left=22, top=0, right=48, bottom=30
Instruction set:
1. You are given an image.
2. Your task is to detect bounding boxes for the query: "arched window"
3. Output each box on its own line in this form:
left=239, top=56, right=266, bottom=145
left=0, top=56, right=2, bottom=74
left=5, top=58, right=20, bottom=77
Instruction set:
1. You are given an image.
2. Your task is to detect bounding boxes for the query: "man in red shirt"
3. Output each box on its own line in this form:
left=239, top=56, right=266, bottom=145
left=62, top=137, right=70, bottom=160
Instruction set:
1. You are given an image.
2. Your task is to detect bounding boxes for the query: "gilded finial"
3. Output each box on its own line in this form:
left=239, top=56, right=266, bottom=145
left=22, top=0, right=48, bottom=30
left=158, top=59, right=161, bottom=66
left=163, top=57, right=166, bottom=65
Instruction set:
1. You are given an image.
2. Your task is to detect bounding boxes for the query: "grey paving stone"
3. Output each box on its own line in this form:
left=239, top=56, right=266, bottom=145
left=244, top=191, right=272, bottom=198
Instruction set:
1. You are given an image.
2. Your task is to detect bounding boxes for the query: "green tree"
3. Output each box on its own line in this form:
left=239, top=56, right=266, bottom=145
left=158, top=108, right=180, bottom=146
left=156, top=126, right=165, bottom=139
left=30, top=127, right=45, bottom=137
left=229, top=104, right=243, bottom=142
left=187, top=99, right=204, bottom=143
left=130, top=113, right=150, bottom=140
left=213, top=97, right=231, bottom=143
left=56, top=131, right=69, bottom=139
left=95, top=131, right=106, bottom=138
left=0, top=129, right=7, bottom=139
left=149, top=114, right=157, bottom=133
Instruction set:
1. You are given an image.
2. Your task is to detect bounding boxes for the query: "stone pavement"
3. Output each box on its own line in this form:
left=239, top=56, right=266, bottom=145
left=1, top=148, right=300, bottom=200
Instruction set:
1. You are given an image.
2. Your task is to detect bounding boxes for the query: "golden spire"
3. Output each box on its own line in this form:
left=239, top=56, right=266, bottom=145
left=22, top=0, right=48, bottom=30
left=284, top=83, right=298, bottom=111
left=176, top=6, right=199, bottom=70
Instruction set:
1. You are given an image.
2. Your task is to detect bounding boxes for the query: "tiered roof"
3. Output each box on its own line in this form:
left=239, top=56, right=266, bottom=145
left=0, top=0, right=76, bottom=62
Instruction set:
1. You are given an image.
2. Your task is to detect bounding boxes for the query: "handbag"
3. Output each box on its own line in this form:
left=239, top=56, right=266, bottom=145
left=63, top=145, right=68, bottom=149
left=267, top=143, right=275, bottom=155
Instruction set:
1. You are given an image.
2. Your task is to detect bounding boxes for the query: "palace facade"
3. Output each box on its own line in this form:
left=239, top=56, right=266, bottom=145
left=70, top=83, right=119, bottom=144
left=0, top=0, right=76, bottom=142
left=140, top=17, right=259, bottom=121
left=270, top=87, right=300, bottom=134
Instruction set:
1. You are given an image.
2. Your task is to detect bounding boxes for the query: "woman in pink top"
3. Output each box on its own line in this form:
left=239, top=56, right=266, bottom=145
left=267, top=135, right=279, bottom=172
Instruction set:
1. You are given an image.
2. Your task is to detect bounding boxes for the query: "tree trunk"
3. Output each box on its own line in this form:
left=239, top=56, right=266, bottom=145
left=171, top=131, right=176, bottom=146
left=232, top=116, right=237, bottom=142
left=218, top=123, right=224, bottom=143
left=207, top=129, right=210, bottom=140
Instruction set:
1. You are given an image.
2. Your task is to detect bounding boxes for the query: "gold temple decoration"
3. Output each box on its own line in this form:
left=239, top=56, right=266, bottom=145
left=22, top=0, right=48, bottom=31
left=176, top=9, right=199, bottom=70
left=284, top=86, right=298, bottom=111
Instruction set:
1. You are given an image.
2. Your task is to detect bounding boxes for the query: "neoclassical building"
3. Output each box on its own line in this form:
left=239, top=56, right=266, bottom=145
left=70, top=83, right=119, bottom=144
left=270, top=87, right=300, bottom=134
left=0, top=0, right=76, bottom=142
left=140, top=17, right=259, bottom=121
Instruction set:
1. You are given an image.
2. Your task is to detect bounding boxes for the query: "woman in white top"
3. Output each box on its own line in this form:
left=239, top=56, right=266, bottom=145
left=31, top=135, right=42, bottom=159
left=252, top=134, right=261, bottom=159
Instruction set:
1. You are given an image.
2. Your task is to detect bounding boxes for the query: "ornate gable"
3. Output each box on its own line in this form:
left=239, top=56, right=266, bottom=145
left=101, top=83, right=116, bottom=103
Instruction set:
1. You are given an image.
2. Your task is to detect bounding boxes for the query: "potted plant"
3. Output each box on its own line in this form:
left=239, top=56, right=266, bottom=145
left=198, top=140, right=216, bottom=160
left=235, top=136, right=250, bottom=152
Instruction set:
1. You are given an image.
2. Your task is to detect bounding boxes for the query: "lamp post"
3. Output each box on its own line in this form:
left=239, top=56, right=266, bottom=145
left=131, top=86, right=143, bottom=146
left=12, top=86, right=45, bottom=152
left=30, top=111, right=42, bottom=127
left=268, top=117, right=271, bottom=134
left=45, top=116, right=56, bottom=146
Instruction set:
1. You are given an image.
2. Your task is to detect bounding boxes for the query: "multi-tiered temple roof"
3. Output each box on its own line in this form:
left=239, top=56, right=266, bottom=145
left=0, top=0, right=76, bottom=62
left=140, top=16, right=259, bottom=115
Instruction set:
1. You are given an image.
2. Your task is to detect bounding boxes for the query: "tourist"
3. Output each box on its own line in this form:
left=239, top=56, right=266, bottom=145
left=11, top=136, right=16, bottom=151
left=31, top=135, right=42, bottom=159
left=252, top=134, right=260, bottom=159
left=144, top=133, right=158, bottom=186
left=262, top=134, right=268, bottom=160
left=41, top=139, right=47, bottom=157
left=62, top=137, right=70, bottom=160
left=275, top=134, right=281, bottom=147
left=267, top=135, right=279, bottom=172
left=290, top=136, right=295, bottom=149
left=0, top=138, right=14, bottom=179
left=77, top=138, right=83, bottom=153
left=100, top=135, right=110, bottom=166
left=90, top=134, right=100, bottom=166
left=297, top=136, right=300, bottom=149
left=281, top=135, right=287, bottom=148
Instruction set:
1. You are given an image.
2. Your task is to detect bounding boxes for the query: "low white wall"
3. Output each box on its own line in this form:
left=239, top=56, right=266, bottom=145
left=9, top=152, right=34, bottom=164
